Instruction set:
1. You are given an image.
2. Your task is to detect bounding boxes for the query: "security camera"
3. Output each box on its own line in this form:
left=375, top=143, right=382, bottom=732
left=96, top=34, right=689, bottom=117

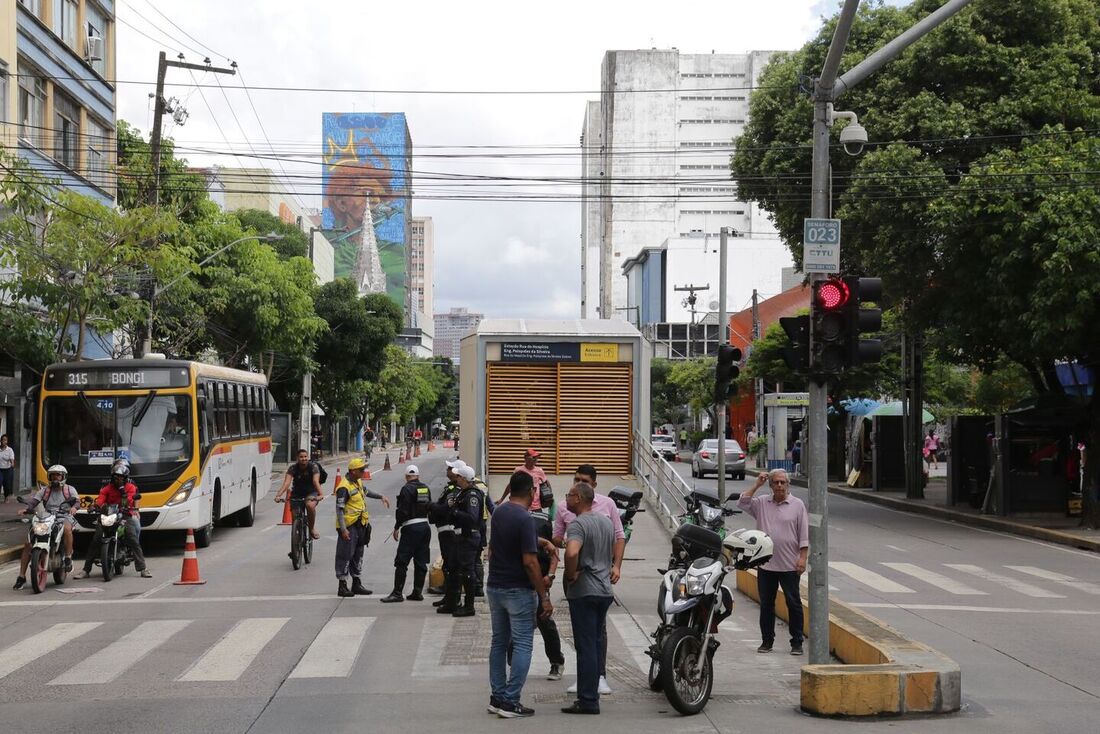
left=839, top=121, right=868, bottom=156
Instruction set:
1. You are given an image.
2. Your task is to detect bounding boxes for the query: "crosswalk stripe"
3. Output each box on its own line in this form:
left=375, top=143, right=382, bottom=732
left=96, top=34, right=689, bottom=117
left=412, top=617, right=468, bottom=678
left=881, top=563, right=987, bottom=595
left=178, top=617, right=289, bottom=682
left=609, top=613, right=654, bottom=674
left=830, top=562, right=915, bottom=593
left=50, top=620, right=191, bottom=685
left=289, top=617, right=374, bottom=679
left=0, top=622, right=102, bottom=680
left=945, top=564, right=1065, bottom=598
left=1004, top=566, right=1100, bottom=596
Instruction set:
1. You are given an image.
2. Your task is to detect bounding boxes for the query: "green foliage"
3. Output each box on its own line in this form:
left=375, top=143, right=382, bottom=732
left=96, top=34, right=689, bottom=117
left=651, top=358, right=691, bottom=427
left=116, top=121, right=212, bottom=224
left=233, top=209, right=309, bottom=260
left=668, top=357, right=718, bottom=425
left=971, top=360, right=1036, bottom=415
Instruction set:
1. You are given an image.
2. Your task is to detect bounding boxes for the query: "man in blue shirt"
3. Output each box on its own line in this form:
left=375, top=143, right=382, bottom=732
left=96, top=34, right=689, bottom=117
left=486, top=471, right=553, bottom=719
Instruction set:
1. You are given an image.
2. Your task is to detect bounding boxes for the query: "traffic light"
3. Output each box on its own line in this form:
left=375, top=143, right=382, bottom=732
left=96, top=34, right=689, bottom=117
left=714, top=345, right=742, bottom=403
left=844, top=276, right=883, bottom=365
left=811, top=277, right=850, bottom=375
left=779, top=315, right=810, bottom=372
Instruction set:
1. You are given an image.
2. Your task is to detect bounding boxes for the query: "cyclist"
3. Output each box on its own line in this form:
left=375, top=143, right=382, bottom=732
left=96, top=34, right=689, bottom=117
left=12, top=464, right=78, bottom=589
left=275, top=449, right=324, bottom=542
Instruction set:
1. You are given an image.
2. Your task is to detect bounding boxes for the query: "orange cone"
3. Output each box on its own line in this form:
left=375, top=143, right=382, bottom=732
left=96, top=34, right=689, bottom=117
left=399, top=449, right=406, bottom=464
left=332, top=469, right=342, bottom=492
left=279, top=498, right=294, bottom=525
left=383, top=453, right=392, bottom=471
left=173, top=529, right=206, bottom=585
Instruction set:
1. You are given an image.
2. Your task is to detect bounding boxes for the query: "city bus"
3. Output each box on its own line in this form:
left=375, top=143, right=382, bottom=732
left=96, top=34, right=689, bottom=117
left=35, top=357, right=274, bottom=547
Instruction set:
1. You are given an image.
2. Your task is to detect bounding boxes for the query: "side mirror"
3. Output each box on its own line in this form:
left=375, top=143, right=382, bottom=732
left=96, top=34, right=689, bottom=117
left=132, top=493, right=142, bottom=501
left=725, top=493, right=741, bottom=502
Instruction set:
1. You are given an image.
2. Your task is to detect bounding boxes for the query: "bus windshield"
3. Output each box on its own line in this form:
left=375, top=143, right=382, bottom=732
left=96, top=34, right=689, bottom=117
left=43, top=394, right=192, bottom=473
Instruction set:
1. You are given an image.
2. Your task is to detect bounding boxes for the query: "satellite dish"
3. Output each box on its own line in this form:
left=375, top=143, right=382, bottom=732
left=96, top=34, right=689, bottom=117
left=708, top=300, right=720, bottom=311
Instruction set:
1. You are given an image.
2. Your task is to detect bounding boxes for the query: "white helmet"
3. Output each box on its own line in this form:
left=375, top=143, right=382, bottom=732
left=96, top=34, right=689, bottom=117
left=47, top=464, right=68, bottom=479
left=723, top=528, right=774, bottom=569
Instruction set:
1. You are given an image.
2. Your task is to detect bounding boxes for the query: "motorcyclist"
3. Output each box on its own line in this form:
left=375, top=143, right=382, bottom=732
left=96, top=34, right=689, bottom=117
left=74, top=460, right=150, bottom=579
left=12, top=465, right=78, bottom=590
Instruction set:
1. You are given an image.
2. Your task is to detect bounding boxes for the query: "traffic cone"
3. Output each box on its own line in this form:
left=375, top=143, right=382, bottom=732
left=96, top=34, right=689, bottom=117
left=173, top=529, right=206, bottom=585
left=399, top=449, right=406, bottom=464
left=428, top=441, right=435, bottom=451
left=332, top=469, right=342, bottom=492
left=383, top=453, right=392, bottom=471
left=363, top=468, right=371, bottom=480
left=414, top=444, right=421, bottom=458
left=279, top=497, right=294, bottom=525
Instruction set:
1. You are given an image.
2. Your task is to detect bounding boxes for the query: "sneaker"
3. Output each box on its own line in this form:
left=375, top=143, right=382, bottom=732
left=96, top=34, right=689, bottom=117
left=561, top=701, right=600, bottom=715
left=547, top=664, right=563, bottom=681
left=486, top=697, right=503, bottom=715
left=757, top=642, right=773, bottom=653
left=380, top=592, right=404, bottom=603
left=496, top=701, right=534, bottom=719
left=598, top=676, right=612, bottom=695
left=73, top=569, right=90, bottom=579
left=140, top=569, right=152, bottom=578
left=566, top=682, right=577, bottom=694
left=791, top=642, right=804, bottom=656
left=63, top=556, right=73, bottom=572
left=12, top=576, right=26, bottom=590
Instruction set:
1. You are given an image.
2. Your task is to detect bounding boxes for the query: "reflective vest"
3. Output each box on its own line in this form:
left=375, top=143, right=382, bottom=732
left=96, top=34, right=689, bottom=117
left=337, top=477, right=370, bottom=528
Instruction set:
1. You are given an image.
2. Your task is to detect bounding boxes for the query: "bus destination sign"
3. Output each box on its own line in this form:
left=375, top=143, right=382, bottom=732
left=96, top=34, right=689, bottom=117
left=45, top=367, right=191, bottom=390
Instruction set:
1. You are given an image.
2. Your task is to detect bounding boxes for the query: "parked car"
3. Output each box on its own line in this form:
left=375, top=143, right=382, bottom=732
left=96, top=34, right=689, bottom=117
left=691, top=439, right=746, bottom=479
left=651, top=434, right=678, bottom=460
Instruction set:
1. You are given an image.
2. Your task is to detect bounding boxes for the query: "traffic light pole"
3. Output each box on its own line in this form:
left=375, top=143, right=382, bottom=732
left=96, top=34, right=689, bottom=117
left=717, top=227, right=728, bottom=502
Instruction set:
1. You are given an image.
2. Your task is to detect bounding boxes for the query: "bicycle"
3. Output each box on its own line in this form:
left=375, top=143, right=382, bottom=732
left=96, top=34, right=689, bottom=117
left=278, top=496, right=316, bottom=570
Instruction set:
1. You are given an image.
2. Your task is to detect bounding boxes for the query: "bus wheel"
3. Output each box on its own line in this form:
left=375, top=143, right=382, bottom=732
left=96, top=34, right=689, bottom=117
left=195, top=485, right=219, bottom=548
left=237, top=473, right=257, bottom=528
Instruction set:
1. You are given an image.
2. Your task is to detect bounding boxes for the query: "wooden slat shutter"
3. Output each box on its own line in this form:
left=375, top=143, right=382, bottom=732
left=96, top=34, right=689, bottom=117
left=557, top=363, right=632, bottom=474
left=486, top=364, right=558, bottom=474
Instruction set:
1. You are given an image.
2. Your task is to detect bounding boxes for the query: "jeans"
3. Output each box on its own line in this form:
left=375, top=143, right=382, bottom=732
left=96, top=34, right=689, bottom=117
left=757, top=569, right=804, bottom=646
left=487, top=586, right=537, bottom=705
left=568, top=595, right=614, bottom=709
left=508, top=611, right=565, bottom=667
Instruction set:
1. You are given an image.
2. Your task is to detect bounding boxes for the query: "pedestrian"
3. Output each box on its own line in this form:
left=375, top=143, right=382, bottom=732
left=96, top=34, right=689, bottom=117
left=561, top=481, right=615, bottom=715
left=382, top=466, right=433, bottom=603
left=552, top=464, right=623, bottom=695
left=429, top=459, right=464, bottom=609
left=413, top=427, right=423, bottom=448
left=924, top=429, right=940, bottom=471
left=334, top=457, right=390, bottom=598
left=679, top=427, right=688, bottom=451
left=446, top=465, right=486, bottom=617
left=499, top=448, right=547, bottom=511
left=737, top=469, right=808, bottom=655
left=486, top=471, right=553, bottom=719
left=506, top=505, right=566, bottom=680
left=0, top=434, right=15, bottom=503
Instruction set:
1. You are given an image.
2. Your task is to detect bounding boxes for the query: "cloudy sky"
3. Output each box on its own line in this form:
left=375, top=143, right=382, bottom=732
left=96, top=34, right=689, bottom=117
left=114, top=0, right=844, bottom=319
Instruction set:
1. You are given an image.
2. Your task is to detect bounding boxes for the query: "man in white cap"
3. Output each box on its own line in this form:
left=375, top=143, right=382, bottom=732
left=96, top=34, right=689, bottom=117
left=381, top=465, right=433, bottom=603
left=430, top=458, right=466, bottom=609
left=447, top=464, right=486, bottom=617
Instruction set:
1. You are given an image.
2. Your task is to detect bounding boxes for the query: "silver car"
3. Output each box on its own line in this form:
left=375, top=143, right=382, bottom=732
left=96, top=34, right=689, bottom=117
left=691, top=439, right=746, bottom=480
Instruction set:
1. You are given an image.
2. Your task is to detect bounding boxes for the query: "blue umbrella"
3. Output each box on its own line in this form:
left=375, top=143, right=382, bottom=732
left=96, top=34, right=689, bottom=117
left=840, top=398, right=881, bottom=417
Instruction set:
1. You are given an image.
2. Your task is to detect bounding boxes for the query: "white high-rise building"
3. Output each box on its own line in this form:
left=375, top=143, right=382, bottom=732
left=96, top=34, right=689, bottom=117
left=581, top=49, right=787, bottom=320
left=410, top=216, right=435, bottom=328
left=433, top=307, right=482, bottom=364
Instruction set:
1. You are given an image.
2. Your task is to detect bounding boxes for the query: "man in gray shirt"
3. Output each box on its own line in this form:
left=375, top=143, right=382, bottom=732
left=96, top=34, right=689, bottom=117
left=563, top=482, right=614, bottom=715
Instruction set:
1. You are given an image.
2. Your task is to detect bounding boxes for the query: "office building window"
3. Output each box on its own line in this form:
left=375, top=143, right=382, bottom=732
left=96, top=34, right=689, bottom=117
left=17, top=63, right=46, bottom=148
left=0, top=62, right=8, bottom=126
left=53, top=0, right=79, bottom=48
left=18, top=0, right=43, bottom=18
left=54, top=90, right=81, bottom=170
left=86, top=117, right=111, bottom=189
left=85, top=2, right=109, bottom=76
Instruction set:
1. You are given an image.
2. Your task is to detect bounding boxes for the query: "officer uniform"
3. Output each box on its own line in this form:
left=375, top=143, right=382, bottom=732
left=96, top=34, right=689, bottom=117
left=382, top=466, right=433, bottom=602
left=431, top=474, right=461, bottom=610
left=450, top=466, right=486, bottom=617
left=473, top=478, right=494, bottom=596
left=334, top=472, right=384, bottom=597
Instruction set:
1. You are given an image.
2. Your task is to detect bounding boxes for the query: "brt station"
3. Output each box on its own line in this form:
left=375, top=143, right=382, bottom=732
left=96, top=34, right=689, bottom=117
left=457, top=319, right=649, bottom=495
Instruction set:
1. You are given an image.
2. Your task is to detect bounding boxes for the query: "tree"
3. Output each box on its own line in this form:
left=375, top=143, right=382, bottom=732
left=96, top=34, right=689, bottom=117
left=667, top=358, right=718, bottom=432
left=363, top=345, right=421, bottom=426
left=234, top=208, right=309, bottom=260
left=115, top=121, right=212, bottom=224
left=651, top=358, right=691, bottom=428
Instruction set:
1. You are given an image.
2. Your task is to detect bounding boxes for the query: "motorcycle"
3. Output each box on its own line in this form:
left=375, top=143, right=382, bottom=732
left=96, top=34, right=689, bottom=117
left=84, top=498, right=141, bottom=581
left=609, top=486, right=645, bottom=543
left=679, top=489, right=740, bottom=538
left=646, top=522, right=773, bottom=715
left=17, top=496, right=70, bottom=593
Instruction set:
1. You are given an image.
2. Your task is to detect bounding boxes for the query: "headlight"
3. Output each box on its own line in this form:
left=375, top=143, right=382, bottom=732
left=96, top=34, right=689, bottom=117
left=33, top=522, right=50, bottom=535
left=100, top=514, right=118, bottom=527
left=166, top=478, right=198, bottom=507
left=700, top=505, right=722, bottom=523
left=683, top=571, right=713, bottom=596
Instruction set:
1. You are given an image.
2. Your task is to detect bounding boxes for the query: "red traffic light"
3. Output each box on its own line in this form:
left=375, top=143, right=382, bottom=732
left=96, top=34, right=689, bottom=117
left=815, top=278, right=850, bottom=311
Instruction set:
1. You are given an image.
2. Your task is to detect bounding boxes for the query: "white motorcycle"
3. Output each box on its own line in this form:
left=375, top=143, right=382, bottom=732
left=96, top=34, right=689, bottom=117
left=18, top=496, right=70, bottom=594
left=646, top=523, right=773, bottom=715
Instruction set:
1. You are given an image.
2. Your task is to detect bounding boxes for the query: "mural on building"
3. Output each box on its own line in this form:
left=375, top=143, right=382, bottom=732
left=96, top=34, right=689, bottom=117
left=321, top=113, right=411, bottom=311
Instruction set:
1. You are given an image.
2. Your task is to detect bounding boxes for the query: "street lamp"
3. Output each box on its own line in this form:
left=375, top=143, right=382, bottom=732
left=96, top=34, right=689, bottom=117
left=143, top=232, right=284, bottom=356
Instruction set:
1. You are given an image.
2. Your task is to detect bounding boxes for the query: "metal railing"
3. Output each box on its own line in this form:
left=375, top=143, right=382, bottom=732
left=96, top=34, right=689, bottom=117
left=631, top=429, right=692, bottom=532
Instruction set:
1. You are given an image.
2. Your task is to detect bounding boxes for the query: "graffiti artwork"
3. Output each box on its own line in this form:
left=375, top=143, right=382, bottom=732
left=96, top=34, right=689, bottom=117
left=321, top=112, right=411, bottom=313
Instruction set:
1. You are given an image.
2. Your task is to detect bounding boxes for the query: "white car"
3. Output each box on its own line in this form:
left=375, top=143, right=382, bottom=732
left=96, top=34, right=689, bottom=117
left=651, top=434, right=677, bottom=460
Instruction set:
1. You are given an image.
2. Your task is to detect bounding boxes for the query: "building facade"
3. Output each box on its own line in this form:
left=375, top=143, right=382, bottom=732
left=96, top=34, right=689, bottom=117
left=433, top=307, right=483, bottom=364
left=581, top=48, right=788, bottom=320
left=410, top=215, right=434, bottom=330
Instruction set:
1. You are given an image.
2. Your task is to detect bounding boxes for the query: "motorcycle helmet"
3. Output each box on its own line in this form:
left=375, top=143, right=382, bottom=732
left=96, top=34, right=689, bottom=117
left=723, top=528, right=774, bottom=569
left=111, top=460, right=131, bottom=485
left=47, top=464, right=68, bottom=481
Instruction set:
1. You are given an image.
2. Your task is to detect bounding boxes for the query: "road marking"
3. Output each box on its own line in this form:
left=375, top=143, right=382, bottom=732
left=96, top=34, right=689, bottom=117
left=50, top=619, right=191, bottom=685
left=289, top=616, right=374, bottom=678
left=885, top=545, right=908, bottom=553
left=830, top=561, right=915, bottom=593
left=137, top=580, right=173, bottom=599
left=881, top=562, right=987, bottom=595
left=945, top=564, right=1065, bottom=598
left=1004, top=566, right=1100, bottom=595
left=0, top=593, right=361, bottom=608
left=609, top=613, right=653, bottom=674
left=178, top=617, right=289, bottom=682
left=855, top=603, right=1100, bottom=615
left=0, top=622, right=102, bottom=680
left=260, top=524, right=279, bottom=533
left=412, top=617, right=468, bottom=678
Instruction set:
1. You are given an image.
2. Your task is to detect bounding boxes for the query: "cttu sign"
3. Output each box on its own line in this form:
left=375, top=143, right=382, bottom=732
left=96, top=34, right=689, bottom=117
left=803, top=218, right=841, bottom=274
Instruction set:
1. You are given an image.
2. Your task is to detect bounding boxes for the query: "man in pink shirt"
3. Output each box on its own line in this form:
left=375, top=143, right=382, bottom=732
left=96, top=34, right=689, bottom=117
left=500, top=448, right=549, bottom=511
left=737, top=468, right=809, bottom=656
left=552, top=464, right=625, bottom=696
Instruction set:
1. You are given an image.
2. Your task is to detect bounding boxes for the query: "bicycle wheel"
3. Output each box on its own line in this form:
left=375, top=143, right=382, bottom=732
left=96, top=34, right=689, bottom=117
left=304, top=532, right=313, bottom=564
left=290, top=514, right=303, bottom=570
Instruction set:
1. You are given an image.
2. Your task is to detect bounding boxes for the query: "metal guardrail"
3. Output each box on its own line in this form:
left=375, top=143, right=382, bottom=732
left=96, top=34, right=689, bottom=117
left=631, top=429, right=691, bottom=532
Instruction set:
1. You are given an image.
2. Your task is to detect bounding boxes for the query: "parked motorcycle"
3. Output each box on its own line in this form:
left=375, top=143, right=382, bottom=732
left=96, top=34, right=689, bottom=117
left=17, top=496, right=70, bottom=593
left=609, top=486, right=645, bottom=543
left=646, top=522, right=773, bottom=715
left=85, top=499, right=140, bottom=582
left=679, top=489, right=740, bottom=538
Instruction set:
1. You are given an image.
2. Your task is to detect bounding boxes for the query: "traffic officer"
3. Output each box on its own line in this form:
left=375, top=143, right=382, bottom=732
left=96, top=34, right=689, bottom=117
left=334, top=457, right=390, bottom=598
left=448, top=465, right=486, bottom=617
left=431, top=459, right=464, bottom=610
left=381, top=465, right=433, bottom=603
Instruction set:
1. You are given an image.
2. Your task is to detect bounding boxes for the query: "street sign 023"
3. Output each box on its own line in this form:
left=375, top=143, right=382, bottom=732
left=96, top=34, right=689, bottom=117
left=803, top=218, right=841, bottom=274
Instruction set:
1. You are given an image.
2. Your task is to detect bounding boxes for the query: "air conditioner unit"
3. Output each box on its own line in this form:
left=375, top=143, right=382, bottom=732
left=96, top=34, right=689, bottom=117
left=85, top=35, right=103, bottom=63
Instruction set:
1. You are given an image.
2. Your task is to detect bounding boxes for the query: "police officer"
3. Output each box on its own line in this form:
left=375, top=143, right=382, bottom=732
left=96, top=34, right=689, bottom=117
left=449, top=465, right=485, bottom=617
left=334, top=457, right=390, bottom=598
left=431, top=460, right=464, bottom=611
left=381, top=465, right=433, bottom=603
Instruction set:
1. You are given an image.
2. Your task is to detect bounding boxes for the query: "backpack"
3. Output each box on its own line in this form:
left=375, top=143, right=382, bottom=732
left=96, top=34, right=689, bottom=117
left=314, top=462, right=329, bottom=487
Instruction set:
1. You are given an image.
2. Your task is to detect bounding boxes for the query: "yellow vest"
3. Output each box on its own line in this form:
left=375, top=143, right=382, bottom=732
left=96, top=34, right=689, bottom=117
left=336, top=476, right=369, bottom=528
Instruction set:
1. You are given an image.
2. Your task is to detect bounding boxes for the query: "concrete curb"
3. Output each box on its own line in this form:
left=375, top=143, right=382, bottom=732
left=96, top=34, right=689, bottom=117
left=789, top=477, right=1100, bottom=553
left=735, top=568, right=960, bottom=716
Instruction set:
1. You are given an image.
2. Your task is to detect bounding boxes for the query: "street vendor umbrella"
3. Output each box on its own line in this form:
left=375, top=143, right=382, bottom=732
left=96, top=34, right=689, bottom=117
left=840, top=398, right=880, bottom=417
left=867, top=401, right=934, bottom=423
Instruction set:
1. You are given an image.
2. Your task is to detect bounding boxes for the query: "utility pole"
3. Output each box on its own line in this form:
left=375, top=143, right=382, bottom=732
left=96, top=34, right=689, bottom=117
left=805, top=0, right=975, bottom=665
left=752, top=288, right=764, bottom=463
left=674, top=283, right=709, bottom=358
left=717, top=228, right=729, bottom=502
